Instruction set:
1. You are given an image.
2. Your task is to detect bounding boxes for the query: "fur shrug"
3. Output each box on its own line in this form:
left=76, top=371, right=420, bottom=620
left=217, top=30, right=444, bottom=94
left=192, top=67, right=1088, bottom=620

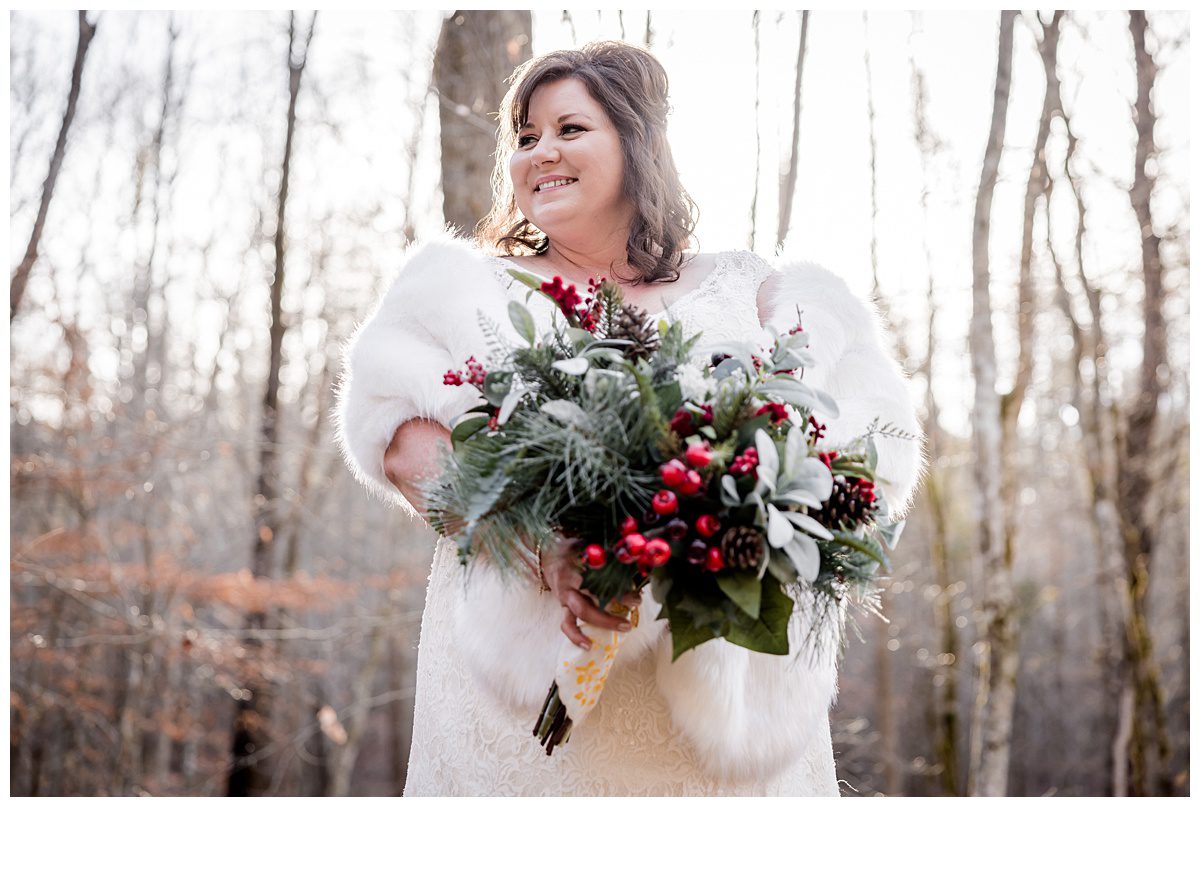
left=333, top=236, right=925, bottom=783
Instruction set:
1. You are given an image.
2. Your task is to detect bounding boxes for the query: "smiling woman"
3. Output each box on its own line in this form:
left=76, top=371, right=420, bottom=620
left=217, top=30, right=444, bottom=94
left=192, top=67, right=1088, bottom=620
left=334, top=40, right=923, bottom=796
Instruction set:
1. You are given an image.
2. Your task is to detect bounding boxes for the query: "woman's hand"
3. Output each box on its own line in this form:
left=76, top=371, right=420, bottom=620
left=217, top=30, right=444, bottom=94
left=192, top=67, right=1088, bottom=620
left=541, top=538, right=642, bottom=650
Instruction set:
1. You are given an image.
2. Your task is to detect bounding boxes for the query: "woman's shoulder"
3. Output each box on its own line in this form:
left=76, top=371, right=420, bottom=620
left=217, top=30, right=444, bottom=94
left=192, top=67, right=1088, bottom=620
left=367, top=234, right=509, bottom=327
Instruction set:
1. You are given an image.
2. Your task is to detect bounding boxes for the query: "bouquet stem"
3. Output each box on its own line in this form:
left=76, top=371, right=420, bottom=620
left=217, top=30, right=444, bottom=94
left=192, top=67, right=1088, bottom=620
left=533, top=682, right=573, bottom=754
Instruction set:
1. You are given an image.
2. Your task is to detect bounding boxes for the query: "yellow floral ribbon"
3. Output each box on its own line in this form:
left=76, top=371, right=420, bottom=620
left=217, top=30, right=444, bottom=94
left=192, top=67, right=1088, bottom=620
left=554, top=601, right=639, bottom=725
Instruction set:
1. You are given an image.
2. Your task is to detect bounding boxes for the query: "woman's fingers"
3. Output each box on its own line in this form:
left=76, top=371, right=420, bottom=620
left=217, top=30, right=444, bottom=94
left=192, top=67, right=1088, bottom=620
left=564, top=589, right=631, bottom=633
left=561, top=607, right=592, bottom=649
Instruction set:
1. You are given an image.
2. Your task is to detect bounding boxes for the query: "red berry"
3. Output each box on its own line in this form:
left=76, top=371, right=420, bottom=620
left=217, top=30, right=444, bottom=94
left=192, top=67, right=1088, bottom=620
left=620, top=516, right=639, bottom=536
left=665, top=518, right=689, bottom=541
left=686, top=539, right=709, bottom=565
left=623, top=533, right=647, bottom=556
left=659, top=459, right=687, bottom=487
left=678, top=470, right=703, bottom=496
left=651, top=490, right=679, bottom=515
left=696, top=514, right=721, bottom=538
left=704, top=546, right=726, bottom=571
left=685, top=442, right=714, bottom=468
left=643, top=538, right=671, bottom=568
left=615, top=544, right=638, bottom=565
left=583, top=544, right=607, bottom=569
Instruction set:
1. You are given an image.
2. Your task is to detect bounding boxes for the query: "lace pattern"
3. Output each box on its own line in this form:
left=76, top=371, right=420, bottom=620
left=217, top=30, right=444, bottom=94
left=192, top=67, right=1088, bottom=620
left=404, top=250, right=840, bottom=796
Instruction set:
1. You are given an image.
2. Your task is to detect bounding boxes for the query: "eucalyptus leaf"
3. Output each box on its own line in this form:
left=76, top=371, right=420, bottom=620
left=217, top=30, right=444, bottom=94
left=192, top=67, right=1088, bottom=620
left=758, top=377, right=821, bottom=412
left=450, top=415, right=490, bottom=446
left=766, top=504, right=795, bottom=548
left=507, top=301, right=536, bottom=345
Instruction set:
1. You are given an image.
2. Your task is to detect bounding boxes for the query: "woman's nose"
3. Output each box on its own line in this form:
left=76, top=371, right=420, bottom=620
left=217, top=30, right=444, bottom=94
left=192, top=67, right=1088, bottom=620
left=530, top=137, right=559, bottom=166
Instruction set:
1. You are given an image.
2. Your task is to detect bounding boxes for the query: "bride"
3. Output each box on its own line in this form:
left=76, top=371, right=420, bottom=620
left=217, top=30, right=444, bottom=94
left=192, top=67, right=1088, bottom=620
left=335, top=41, right=922, bottom=795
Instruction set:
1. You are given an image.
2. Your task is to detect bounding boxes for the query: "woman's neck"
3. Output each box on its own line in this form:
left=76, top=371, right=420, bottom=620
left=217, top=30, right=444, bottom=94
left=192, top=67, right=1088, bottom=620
left=544, top=229, right=633, bottom=283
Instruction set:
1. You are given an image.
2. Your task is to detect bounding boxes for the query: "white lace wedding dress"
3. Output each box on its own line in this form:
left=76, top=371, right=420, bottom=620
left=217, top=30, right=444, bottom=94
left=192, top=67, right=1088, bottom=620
left=401, top=251, right=842, bottom=796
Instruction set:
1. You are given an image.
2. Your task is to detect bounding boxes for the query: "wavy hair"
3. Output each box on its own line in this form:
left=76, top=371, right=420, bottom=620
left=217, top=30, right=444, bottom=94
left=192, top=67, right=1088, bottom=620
left=475, top=41, right=698, bottom=284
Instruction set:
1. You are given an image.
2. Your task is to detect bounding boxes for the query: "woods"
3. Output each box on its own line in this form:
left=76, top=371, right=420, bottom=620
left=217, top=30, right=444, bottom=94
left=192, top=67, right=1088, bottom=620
left=8, top=9, right=1190, bottom=797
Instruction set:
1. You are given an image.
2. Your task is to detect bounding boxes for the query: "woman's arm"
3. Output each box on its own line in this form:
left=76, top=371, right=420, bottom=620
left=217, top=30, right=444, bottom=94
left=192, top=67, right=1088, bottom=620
left=382, top=418, right=452, bottom=522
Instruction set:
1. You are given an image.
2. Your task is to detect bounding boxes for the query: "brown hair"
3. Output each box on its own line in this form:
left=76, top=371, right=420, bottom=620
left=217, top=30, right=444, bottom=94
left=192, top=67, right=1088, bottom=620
left=475, top=41, right=698, bottom=284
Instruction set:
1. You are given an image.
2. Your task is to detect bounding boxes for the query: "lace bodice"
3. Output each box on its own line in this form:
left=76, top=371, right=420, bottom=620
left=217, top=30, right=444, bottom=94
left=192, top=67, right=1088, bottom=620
left=402, top=250, right=841, bottom=796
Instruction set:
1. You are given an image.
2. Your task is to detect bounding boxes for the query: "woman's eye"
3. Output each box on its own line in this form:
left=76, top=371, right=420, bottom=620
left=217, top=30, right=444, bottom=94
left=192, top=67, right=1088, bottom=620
left=517, top=135, right=536, bottom=148
left=561, top=124, right=584, bottom=135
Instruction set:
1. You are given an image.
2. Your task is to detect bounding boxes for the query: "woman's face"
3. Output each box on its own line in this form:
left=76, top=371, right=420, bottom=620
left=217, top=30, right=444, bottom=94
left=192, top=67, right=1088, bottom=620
left=508, top=77, right=634, bottom=245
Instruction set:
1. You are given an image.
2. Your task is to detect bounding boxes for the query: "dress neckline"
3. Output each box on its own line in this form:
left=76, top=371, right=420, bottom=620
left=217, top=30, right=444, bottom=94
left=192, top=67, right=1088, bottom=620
left=489, top=252, right=734, bottom=318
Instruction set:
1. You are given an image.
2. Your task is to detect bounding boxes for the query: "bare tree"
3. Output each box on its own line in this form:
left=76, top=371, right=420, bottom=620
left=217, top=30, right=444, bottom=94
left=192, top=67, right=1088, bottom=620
left=775, top=11, right=809, bottom=253
left=1115, top=10, right=1173, bottom=796
left=11, top=11, right=98, bottom=321
left=748, top=10, right=762, bottom=251
left=967, top=10, right=1017, bottom=797
left=433, top=11, right=532, bottom=236
left=229, top=11, right=318, bottom=797
left=909, top=12, right=960, bottom=796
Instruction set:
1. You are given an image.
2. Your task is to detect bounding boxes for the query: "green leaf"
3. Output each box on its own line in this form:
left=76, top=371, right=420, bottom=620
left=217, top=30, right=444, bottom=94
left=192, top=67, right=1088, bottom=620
left=450, top=415, right=490, bottom=446
left=497, top=386, right=522, bottom=424
left=667, top=601, right=720, bottom=661
left=507, top=301, right=536, bottom=345
left=723, top=579, right=792, bottom=655
left=766, top=550, right=798, bottom=584
left=831, top=529, right=890, bottom=570
left=505, top=267, right=548, bottom=293
left=716, top=571, right=763, bottom=620
left=753, top=429, right=778, bottom=495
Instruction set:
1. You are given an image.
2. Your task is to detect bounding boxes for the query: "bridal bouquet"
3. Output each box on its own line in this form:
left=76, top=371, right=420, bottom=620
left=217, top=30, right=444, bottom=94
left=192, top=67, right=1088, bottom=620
left=425, top=267, right=909, bottom=754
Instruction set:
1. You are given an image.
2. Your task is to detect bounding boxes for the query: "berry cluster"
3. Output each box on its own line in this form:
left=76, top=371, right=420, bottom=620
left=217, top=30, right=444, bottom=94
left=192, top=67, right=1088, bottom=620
left=728, top=447, right=759, bottom=478
left=541, top=276, right=602, bottom=333
left=579, top=441, right=726, bottom=576
left=442, top=355, right=486, bottom=388
left=756, top=402, right=788, bottom=425
left=669, top=404, right=714, bottom=438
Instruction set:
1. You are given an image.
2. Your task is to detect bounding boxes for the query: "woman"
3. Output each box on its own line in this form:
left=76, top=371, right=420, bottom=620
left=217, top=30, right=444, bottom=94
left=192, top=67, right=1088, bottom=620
left=335, top=42, right=923, bottom=795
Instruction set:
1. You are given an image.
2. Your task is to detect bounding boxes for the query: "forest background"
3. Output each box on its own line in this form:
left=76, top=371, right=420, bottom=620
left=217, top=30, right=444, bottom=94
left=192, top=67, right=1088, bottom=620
left=7, top=8, right=1191, bottom=797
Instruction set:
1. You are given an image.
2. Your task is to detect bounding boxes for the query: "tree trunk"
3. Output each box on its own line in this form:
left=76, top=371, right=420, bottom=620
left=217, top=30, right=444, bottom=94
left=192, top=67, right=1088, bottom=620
left=1114, top=10, right=1173, bottom=797
left=967, top=10, right=1017, bottom=798
left=775, top=11, right=809, bottom=252
left=229, top=11, right=317, bottom=797
left=10, top=11, right=97, bottom=321
left=909, top=17, right=960, bottom=794
left=748, top=10, right=762, bottom=251
left=434, top=10, right=533, bottom=237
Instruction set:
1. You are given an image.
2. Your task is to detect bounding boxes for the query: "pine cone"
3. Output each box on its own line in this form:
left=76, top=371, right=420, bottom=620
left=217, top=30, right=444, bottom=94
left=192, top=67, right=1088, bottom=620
left=719, top=526, right=766, bottom=571
left=814, top=475, right=879, bottom=530
left=611, top=303, right=660, bottom=361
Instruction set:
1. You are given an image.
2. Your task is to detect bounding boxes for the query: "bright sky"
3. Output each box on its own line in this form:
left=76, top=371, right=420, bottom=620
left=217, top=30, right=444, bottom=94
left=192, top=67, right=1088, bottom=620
left=9, top=9, right=1191, bottom=441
